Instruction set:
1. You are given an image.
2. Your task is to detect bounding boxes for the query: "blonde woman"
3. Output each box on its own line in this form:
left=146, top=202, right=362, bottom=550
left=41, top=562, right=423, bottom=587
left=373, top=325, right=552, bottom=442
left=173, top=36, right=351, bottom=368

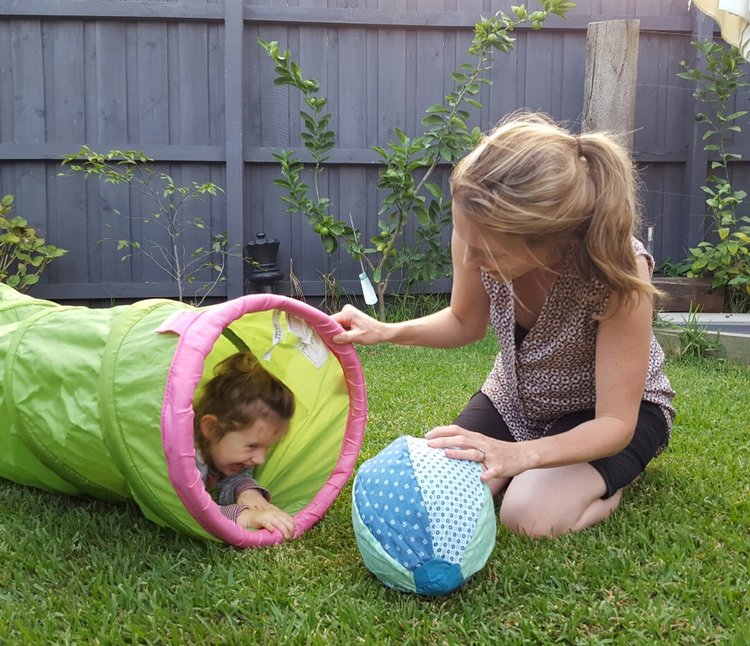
left=333, top=112, right=675, bottom=538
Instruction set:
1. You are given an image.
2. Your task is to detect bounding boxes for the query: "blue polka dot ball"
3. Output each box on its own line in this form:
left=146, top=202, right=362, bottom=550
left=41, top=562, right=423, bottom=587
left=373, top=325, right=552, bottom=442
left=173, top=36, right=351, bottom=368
left=352, top=435, right=496, bottom=595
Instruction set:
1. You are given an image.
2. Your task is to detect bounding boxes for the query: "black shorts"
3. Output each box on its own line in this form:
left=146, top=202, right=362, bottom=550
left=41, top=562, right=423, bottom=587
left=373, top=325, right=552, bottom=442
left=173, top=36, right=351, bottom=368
left=453, top=392, right=669, bottom=499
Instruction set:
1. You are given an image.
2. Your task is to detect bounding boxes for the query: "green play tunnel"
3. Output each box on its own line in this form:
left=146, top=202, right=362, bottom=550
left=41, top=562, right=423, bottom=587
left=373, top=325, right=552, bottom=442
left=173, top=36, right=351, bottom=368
left=0, top=284, right=367, bottom=547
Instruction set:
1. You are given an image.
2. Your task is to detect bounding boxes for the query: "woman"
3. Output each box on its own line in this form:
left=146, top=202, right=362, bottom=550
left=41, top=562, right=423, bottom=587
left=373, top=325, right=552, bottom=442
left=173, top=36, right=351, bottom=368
left=332, top=112, right=675, bottom=538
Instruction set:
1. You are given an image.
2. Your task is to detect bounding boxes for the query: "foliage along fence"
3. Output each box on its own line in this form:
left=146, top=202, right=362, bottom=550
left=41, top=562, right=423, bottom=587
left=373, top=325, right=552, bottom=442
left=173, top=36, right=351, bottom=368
left=0, top=0, right=748, bottom=302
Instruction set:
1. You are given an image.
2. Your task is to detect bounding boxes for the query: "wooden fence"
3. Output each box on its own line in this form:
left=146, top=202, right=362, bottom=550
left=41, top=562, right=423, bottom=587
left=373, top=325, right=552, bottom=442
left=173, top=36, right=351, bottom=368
left=0, top=0, right=748, bottom=301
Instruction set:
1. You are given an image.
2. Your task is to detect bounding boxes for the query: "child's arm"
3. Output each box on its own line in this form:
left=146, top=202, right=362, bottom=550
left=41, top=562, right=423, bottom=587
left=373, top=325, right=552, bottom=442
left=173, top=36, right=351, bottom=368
left=236, top=506, right=296, bottom=539
left=235, top=486, right=271, bottom=509
left=216, top=469, right=270, bottom=507
left=215, top=502, right=295, bottom=539
left=215, top=470, right=296, bottom=539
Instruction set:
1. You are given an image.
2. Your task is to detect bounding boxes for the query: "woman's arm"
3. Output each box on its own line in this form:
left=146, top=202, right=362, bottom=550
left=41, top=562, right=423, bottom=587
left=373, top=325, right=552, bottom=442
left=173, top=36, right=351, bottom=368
left=331, top=231, right=490, bottom=348
left=427, top=256, right=654, bottom=479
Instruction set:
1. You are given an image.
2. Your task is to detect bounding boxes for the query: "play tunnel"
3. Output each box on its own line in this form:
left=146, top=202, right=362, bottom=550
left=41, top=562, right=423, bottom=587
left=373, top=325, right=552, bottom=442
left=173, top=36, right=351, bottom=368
left=0, top=284, right=367, bottom=547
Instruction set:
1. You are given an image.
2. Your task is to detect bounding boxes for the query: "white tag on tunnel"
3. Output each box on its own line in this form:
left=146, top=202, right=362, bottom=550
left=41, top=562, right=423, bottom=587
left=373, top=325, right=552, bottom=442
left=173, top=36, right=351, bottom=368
left=286, top=314, right=313, bottom=344
left=296, top=332, right=329, bottom=369
left=262, top=310, right=284, bottom=361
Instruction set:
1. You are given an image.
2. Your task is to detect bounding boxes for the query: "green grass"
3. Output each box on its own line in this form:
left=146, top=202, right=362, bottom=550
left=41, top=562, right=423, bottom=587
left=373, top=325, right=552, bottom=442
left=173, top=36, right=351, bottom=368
left=1, top=336, right=749, bottom=644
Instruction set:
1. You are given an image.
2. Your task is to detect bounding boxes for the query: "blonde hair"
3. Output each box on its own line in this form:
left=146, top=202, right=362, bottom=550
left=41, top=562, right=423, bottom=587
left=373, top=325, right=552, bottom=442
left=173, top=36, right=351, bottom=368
left=450, top=112, right=657, bottom=314
left=193, top=351, right=295, bottom=464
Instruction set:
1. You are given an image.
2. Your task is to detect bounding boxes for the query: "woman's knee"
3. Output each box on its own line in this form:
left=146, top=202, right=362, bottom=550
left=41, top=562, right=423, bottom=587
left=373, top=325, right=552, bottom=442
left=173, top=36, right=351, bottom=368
left=498, top=466, right=615, bottom=538
left=498, top=500, right=558, bottom=538
left=498, top=483, right=560, bottom=538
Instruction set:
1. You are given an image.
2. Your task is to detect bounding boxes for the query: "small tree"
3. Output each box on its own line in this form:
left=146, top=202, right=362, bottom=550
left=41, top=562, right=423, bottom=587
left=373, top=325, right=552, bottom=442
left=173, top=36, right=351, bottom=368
left=61, top=147, right=227, bottom=305
left=261, top=1, right=574, bottom=319
left=678, top=40, right=750, bottom=312
left=0, top=194, right=67, bottom=292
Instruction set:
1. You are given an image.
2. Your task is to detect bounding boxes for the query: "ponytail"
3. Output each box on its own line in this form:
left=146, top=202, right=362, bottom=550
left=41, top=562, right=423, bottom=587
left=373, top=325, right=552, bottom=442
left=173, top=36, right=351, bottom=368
left=573, top=133, right=657, bottom=315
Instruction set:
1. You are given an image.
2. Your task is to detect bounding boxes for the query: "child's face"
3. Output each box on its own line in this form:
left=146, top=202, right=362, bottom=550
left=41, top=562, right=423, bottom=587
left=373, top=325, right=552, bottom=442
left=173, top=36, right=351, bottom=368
left=204, top=416, right=289, bottom=476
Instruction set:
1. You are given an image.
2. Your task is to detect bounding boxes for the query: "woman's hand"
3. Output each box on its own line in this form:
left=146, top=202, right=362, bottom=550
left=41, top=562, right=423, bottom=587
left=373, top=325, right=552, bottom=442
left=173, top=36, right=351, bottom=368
left=425, top=425, right=535, bottom=482
left=237, top=505, right=296, bottom=540
left=331, top=304, right=387, bottom=345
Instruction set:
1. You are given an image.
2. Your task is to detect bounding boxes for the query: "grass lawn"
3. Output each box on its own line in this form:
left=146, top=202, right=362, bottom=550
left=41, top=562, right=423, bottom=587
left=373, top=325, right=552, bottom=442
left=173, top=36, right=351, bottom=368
left=1, top=334, right=748, bottom=644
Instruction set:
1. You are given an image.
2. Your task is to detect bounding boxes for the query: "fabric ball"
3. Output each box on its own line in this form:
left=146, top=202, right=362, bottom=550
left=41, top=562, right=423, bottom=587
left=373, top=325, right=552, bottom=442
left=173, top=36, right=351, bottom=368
left=352, top=435, right=496, bottom=595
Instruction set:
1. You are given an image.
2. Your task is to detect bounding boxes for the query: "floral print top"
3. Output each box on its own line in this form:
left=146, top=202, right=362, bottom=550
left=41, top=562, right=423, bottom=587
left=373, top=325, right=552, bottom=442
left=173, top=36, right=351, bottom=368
left=480, top=238, right=676, bottom=452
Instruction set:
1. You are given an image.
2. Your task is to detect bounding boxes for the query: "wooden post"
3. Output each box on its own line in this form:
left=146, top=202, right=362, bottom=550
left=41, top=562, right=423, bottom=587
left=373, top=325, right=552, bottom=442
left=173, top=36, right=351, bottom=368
left=224, top=0, right=245, bottom=299
left=582, top=19, right=640, bottom=152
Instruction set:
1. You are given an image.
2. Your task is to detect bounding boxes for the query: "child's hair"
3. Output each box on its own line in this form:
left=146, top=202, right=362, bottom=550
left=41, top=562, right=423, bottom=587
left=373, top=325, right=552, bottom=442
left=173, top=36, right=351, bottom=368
left=193, top=351, right=295, bottom=459
left=450, top=111, right=657, bottom=314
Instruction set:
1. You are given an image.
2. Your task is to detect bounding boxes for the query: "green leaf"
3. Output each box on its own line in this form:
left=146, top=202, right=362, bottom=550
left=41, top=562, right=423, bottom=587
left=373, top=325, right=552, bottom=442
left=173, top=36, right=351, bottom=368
left=414, top=206, right=431, bottom=227
left=421, top=114, right=445, bottom=126
left=725, top=110, right=748, bottom=121
left=424, top=182, right=443, bottom=200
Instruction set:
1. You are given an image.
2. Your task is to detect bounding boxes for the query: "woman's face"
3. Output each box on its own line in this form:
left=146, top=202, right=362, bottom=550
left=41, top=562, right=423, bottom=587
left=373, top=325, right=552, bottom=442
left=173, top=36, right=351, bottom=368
left=453, top=206, right=560, bottom=282
left=203, top=416, right=289, bottom=476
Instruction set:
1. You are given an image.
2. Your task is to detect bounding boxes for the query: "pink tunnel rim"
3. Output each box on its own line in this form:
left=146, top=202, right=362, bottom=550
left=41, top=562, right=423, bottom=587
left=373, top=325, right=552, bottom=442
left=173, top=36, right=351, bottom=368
left=160, top=294, right=367, bottom=547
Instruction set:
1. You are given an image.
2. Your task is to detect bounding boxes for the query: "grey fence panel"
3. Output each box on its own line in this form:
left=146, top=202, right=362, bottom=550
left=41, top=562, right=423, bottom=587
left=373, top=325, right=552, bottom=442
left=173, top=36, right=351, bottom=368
left=0, top=0, right=748, bottom=302
left=0, top=6, right=230, bottom=300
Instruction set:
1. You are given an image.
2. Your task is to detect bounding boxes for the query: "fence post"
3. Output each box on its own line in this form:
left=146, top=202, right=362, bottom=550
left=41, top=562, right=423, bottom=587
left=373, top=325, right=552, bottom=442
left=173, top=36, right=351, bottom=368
left=582, top=19, right=640, bottom=152
left=225, top=0, right=245, bottom=299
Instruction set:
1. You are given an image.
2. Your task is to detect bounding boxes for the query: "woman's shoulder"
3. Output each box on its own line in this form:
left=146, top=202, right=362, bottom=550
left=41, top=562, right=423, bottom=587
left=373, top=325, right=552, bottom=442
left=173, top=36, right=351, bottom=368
left=631, top=236, right=647, bottom=255
left=631, top=236, right=654, bottom=274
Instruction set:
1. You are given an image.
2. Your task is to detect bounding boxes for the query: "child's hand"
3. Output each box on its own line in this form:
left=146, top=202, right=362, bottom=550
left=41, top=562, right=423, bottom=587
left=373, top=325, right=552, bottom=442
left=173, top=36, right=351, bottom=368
left=236, top=488, right=271, bottom=510
left=237, top=505, right=296, bottom=540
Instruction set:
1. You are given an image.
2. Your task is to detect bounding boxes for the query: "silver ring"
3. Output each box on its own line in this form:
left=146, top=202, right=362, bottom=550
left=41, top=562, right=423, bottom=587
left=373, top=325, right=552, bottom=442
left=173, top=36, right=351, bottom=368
left=477, top=448, right=486, bottom=462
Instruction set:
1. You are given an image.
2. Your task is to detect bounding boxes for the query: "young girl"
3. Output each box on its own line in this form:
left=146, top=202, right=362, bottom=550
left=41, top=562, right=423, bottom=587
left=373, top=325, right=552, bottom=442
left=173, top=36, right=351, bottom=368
left=193, top=351, right=296, bottom=539
left=332, top=112, right=676, bottom=538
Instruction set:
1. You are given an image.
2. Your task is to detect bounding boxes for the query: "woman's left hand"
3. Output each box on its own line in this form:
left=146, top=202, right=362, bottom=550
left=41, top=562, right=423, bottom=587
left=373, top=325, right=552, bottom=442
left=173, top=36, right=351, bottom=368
left=425, top=425, right=532, bottom=481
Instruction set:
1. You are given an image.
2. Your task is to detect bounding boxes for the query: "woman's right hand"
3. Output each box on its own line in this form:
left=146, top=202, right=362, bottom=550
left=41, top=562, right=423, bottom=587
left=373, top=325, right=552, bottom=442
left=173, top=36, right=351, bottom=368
left=331, top=304, right=387, bottom=345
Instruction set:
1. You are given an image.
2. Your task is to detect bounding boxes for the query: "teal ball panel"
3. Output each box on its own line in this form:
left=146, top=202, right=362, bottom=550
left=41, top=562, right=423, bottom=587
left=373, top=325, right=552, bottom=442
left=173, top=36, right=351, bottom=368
left=413, top=559, right=464, bottom=595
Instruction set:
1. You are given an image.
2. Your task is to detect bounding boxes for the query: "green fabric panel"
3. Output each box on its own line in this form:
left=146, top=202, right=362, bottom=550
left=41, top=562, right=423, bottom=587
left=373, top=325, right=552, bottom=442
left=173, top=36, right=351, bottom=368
left=5, top=305, right=130, bottom=501
left=201, top=310, right=350, bottom=514
left=459, top=484, right=497, bottom=580
left=0, top=285, right=57, bottom=322
left=0, top=316, right=81, bottom=495
left=99, top=299, right=213, bottom=540
left=351, top=492, right=416, bottom=593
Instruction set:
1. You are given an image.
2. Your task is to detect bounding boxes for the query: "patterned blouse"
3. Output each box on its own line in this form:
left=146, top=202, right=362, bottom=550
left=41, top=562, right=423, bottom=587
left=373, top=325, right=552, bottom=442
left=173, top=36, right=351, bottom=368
left=480, top=238, right=676, bottom=451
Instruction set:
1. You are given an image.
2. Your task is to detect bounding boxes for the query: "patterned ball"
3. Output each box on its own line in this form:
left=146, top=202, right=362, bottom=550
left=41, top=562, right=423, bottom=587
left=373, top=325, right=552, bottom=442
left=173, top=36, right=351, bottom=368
left=352, top=435, right=496, bottom=595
